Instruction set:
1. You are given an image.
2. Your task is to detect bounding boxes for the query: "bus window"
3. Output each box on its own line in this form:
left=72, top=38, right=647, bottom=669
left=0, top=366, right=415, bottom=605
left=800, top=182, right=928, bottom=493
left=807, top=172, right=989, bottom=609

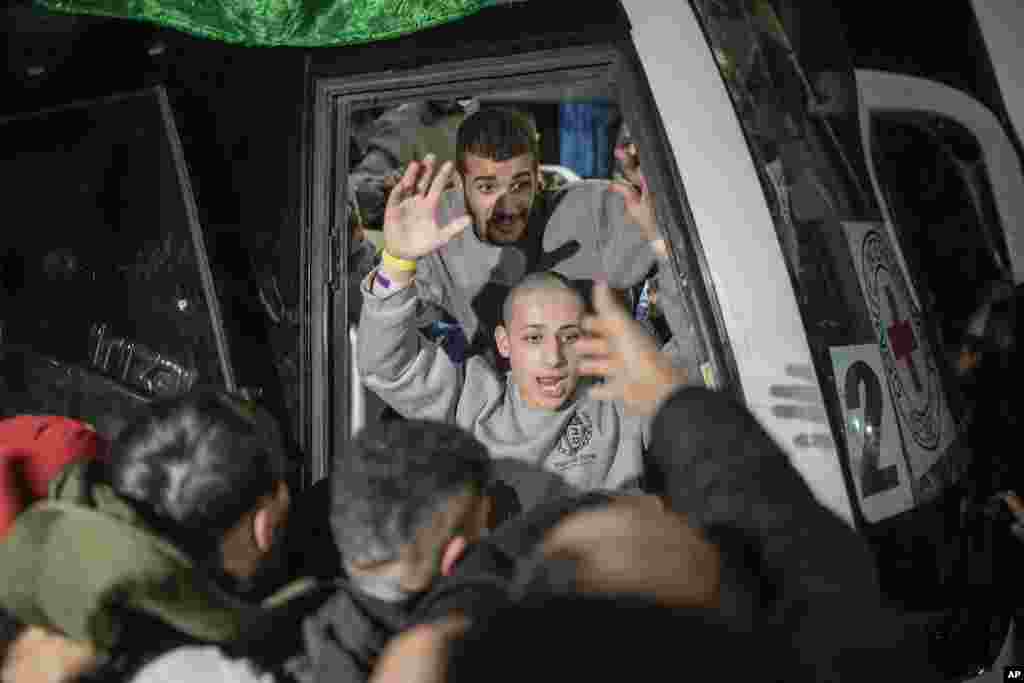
left=871, top=114, right=1007, bottom=374
left=342, top=88, right=712, bottom=418
left=309, top=43, right=734, bottom=481
left=692, top=0, right=995, bottom=619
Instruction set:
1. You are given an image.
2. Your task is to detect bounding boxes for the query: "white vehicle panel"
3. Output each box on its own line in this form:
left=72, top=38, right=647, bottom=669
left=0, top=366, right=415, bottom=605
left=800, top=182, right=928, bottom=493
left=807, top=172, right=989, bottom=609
left=619, top=0, right=855, bottom=523
left=856, top=68, right=1024, bottom=283
left=971, top=0, right=1024, bottom=148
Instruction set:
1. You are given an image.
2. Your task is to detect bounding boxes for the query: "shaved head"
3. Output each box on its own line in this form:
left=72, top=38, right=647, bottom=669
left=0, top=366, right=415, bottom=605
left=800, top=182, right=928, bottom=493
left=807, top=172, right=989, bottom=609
left=502, top=272, right=585, bottom=327
left=496, top=272, right=587, bottom=411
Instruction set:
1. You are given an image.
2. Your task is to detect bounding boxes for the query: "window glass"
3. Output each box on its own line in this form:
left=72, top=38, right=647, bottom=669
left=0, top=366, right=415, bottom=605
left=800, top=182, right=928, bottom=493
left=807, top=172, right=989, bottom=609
left=693, top=0, right=976, bottom=533
left=0, top=90, right=229, bottom=423
left=872, top=115, right=1007, bottom=361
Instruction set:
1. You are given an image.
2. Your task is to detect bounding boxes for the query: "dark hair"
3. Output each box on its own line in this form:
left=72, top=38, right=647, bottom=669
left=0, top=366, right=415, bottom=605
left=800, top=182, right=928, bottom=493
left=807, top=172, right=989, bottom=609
left=456, top=107, right=539, bottom=174
left=0, top=607, right=26, bottom=671
left=331, top=419, right=492, bottom=566
left=445, top=592, right=794, bottom=682
left=103, top=389, right=289, bottom=560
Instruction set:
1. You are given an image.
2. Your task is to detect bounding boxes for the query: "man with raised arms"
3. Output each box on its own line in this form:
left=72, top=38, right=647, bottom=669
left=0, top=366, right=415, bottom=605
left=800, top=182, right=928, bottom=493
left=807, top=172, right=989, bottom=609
left=402, top=106, right=700, bottom=376
left=357, top=154, right=679, bottom=510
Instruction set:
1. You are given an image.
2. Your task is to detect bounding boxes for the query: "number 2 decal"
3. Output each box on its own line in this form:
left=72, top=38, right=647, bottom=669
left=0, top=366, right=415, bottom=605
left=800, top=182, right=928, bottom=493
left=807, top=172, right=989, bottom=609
left=844, top=360, right=900, bottom=497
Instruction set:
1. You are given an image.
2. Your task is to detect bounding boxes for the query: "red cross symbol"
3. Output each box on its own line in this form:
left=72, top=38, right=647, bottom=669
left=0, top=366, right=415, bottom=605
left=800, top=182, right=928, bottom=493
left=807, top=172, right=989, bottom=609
left=885, top=285, right=922, bottom=393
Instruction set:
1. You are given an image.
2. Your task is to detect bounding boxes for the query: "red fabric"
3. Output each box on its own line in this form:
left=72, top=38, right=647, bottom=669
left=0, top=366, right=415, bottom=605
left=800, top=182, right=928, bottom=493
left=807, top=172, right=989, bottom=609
left=0, top=415, right=108, bottom=539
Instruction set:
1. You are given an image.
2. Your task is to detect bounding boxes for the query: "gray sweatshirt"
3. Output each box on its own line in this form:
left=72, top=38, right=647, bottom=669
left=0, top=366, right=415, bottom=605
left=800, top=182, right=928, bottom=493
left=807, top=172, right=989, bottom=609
left=358, top=274, right=646, bottom=510
left=417, top=182, right=656, bottom=335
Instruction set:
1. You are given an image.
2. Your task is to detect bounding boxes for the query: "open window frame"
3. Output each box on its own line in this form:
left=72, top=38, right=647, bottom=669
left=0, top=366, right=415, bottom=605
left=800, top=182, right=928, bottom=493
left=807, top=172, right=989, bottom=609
left=306, top=41, right=741, bottom=482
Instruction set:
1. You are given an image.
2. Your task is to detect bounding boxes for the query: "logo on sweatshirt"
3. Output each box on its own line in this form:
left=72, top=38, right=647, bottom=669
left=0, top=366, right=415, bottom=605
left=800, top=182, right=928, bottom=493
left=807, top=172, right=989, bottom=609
left=552, top=412, right=595, bottom=473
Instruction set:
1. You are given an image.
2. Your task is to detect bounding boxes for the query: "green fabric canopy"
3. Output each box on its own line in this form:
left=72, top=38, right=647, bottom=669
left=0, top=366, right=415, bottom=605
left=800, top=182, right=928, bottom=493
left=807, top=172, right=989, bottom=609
left=35, top=0, right=504, bottom=47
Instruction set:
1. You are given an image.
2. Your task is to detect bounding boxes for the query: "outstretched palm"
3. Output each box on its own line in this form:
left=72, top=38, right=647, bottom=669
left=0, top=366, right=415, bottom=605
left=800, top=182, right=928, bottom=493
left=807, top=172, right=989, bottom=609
left=575, top=282, right=687, bottom=416
left=383, top=154, right=471, bottom=261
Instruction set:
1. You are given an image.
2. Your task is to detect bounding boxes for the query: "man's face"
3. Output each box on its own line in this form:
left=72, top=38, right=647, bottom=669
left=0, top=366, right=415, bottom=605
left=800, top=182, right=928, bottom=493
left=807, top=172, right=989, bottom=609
left=496, top=288, right=584, bottom=411
left=461, top=152, right=538, bottom=244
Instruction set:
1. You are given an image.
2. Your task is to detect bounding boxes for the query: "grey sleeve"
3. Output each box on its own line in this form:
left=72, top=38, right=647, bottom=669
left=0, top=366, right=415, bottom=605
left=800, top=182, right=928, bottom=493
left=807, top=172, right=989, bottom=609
left=357, top=274, right=464, bottom=423
left=346, top=238, right=379, bottom=325
left=593, top=184, right=659, bottom=289
left=652, top=256, right=704, bottom=383
left=542, top=182, right=656, bottom=289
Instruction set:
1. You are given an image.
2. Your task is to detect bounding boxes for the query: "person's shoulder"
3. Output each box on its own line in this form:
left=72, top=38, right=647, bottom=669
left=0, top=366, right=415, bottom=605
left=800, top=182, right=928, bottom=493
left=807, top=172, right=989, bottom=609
left=455, top=355, right=509, bottom=422
left=460, top=356, right=506, bottom=399
left=129, top=646, right=274, bottom=683
left=543, top=180, right=624, bottom=235
left=545, top=179, right=613, bottom=205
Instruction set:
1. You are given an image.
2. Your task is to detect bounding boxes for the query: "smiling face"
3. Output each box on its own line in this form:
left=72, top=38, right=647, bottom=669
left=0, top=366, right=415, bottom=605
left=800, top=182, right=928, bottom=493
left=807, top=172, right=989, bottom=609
left=461, top=152, right=539, bottom=244
left=495, top=284, right=585, bottom=411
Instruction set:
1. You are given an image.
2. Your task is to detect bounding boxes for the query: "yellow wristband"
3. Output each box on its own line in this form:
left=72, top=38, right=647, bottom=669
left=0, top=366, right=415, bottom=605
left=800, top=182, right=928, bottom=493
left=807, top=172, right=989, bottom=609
left=381, top=249, right=417, bottom=273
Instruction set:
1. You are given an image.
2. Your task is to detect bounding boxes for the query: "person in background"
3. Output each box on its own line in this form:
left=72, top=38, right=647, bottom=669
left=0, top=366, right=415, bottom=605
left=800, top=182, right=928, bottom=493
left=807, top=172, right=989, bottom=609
left=0, top=390, right=310, bottom=682
left=399, top=107, right=698, bottom=377
left=349, top=100, right=474, bottom=230
left=296, top=419, right=493, bottom=683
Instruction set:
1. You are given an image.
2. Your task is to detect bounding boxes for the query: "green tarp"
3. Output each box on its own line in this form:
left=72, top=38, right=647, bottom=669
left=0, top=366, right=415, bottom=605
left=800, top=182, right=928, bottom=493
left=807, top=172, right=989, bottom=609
left=35, top=0, right=503, bottom=47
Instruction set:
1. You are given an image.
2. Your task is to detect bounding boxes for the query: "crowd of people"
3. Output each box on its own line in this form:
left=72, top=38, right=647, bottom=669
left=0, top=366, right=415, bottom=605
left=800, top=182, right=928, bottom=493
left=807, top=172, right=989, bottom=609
left=2, top=104, right=1020, bottom=682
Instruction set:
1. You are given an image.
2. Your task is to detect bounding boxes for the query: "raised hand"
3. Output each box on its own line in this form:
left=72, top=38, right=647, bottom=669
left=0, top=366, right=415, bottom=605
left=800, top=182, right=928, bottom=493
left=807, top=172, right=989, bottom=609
left=614, top=136, right=643, bottom=188
left=609, top=143, right=660, bottom=245
left=383, top=154, right=472, bottom=261
left=576, top=281, right=687, bottom=416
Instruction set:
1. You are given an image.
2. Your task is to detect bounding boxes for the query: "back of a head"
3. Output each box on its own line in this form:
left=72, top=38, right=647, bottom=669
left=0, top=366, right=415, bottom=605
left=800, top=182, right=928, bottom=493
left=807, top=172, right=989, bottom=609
left=331, top=419, right=492, bottom=568
left=456, top=107, right=539, bottom=173
left=644, top=387, right=786, bottom=509
left=104, top=389, right=289, bottom=559
left=445, top=592, right=795, bottom=682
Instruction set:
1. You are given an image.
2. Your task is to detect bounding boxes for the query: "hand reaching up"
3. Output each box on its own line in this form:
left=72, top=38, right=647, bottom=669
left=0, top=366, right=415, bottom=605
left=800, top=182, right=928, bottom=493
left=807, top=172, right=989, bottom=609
left=383, top=154, right=472, bottom=261
left=576, top=281, right=687, bottom=416
left=610, top=142, right=660, bottom=245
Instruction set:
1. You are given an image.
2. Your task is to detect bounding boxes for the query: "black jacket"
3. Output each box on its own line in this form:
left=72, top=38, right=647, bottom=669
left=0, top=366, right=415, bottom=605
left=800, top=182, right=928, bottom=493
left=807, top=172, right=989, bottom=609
left=412, top=491, right=614, bottom=626
left=645, top=387, right=938, bottom=682
left=300, top=580, right=413, bottom=683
